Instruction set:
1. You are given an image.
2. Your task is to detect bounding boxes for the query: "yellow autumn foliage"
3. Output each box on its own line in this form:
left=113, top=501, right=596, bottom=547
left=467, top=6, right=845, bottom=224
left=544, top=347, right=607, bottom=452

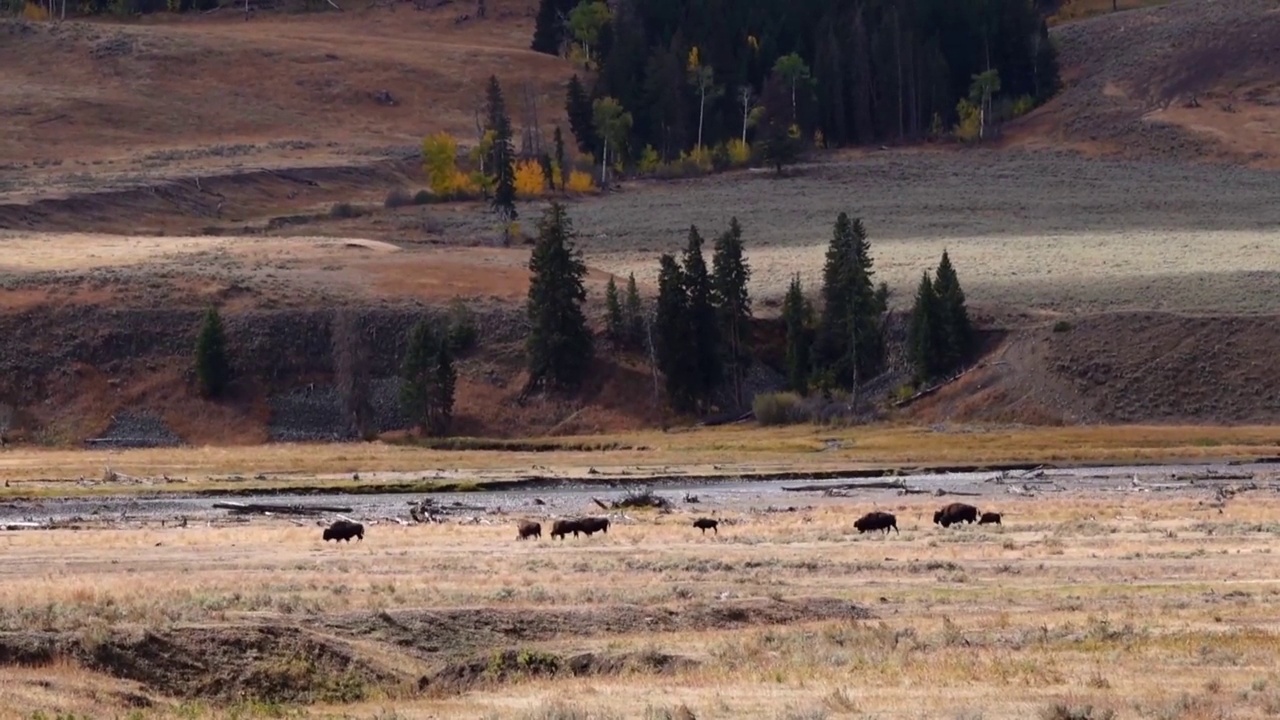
left=421, top=132, right=480, bottom=199
left=513, top=159, right=548, bottom=199
left=565, top=170, right=599, bottom=194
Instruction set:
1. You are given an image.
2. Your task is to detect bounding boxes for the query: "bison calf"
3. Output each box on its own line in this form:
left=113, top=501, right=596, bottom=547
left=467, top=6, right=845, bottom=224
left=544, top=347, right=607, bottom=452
left=933, top=502, right=980, bottom=528
left=516, top=520, right=542, bottom=540
left=323, top=519, right=364, bottom=542
left=978, top=511, right=1002, bottom=525
left=854, top=511, right=898, bottom=535
left=693, top=517, right=718, bottom=535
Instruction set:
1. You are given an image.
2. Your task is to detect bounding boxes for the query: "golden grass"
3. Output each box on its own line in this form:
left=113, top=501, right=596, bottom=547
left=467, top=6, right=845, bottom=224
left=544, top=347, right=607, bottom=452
left=3, top=494, right=1280, bottom=717
left=1050, top=0, right=1175, bottom=24
left=1, top=423, right=1276, bottom=497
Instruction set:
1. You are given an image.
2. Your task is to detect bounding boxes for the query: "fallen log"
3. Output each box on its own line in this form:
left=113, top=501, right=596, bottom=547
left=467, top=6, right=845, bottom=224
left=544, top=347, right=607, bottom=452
left=212, top=501, right=353, bottom=515
left=783, top=480, right=909, bottom=493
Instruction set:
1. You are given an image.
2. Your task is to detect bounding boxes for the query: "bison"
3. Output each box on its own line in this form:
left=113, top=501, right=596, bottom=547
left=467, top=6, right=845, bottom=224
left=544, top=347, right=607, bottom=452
left=978, top=511, right=1002, bottom=525
left=516, top=520, right=542, bottom=540
left=693, top=517, right=719, bottom=535
left=933, top=502, right=980, bottom=528
left=576, top=516, right=610, bottom=536
left=550, top=519, right=579, bottom=540
left=854, top=511, right=899, bottom=535
left=323, top=519, right=364, bottom=542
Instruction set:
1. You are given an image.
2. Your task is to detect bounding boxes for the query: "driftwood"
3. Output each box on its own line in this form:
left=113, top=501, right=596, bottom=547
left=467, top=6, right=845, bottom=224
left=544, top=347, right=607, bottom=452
left=783, top=480, right=909, bottom=493
left=213, top=501, right=353, bottom=516
left=892, top=362, right=994, bottom=409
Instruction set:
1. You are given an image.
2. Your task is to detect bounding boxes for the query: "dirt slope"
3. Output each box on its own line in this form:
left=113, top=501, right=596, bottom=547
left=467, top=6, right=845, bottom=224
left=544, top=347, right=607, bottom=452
left=907, top=312, right=1280, bottom=426
left=1008, top=0, right=1280, bottom=167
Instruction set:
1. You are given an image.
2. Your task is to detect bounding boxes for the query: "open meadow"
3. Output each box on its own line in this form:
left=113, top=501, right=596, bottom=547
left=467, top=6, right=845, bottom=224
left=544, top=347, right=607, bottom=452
left=2, top=488, right=1280, bottom=719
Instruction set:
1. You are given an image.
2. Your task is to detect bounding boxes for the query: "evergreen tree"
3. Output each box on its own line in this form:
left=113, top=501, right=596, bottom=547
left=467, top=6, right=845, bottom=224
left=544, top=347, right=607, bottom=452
left=539, top=153, right=555, bottom=192
left=782, top=274, right=814, bottom=394
left=565, top=75, right=598, bottom=154
left=931, top=249, right=974, bottom=371
left=604, top=275, right=624, bottom=344
left=623, top=272, right=644, bottom=348
left=711, top=216, right=752, bottom=408
left=401, top=318, right=456, bottom=437
left=908, top=271, right=945, bottom=383
left=194, top=306, right=231, bottom=399
left=757, top=72, right=803, bottom=175
left=812, top=213, right=884, bottom=390
left=553, top=126, right=568, bottom=190
left=525, top=202, right=594, bottom=391
left=682, top=225, right=721, bottom=410
left=531, top=0, right=571, bottom=56
left=655, top=253, right=696, bottom=412
left=485, top=76, right=517, bottom=224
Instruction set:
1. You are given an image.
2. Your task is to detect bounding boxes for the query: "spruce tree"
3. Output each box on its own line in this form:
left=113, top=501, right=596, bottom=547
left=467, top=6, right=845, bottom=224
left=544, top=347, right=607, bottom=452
left=531, top=0, right=565, bottom=56
left=525, top=202, right=594, bottom=391
left=908, top=271, right=945, bottom=383
left=811, top=213, right=884, bottom=391
left=757, top=72, right=803, bottom=175
left=401, top=318, right=455, bottom=436
left=932, top=249, right=974, bottom=372
left=553, top=126, right=568, bottom=191
left=623, top=272, right=644, bottom=348
left=711, top=216, right=752, bottom=408
left=485, top=75, right=517, bottom=224
left=782, top=274, right=813, bottom=394
left=565, top=75, right=598, bottom=154
left=604, top=275, right=624, bottom=345
left=194, top=306, right=231, bottom=399
left=655, top=253, right=695, bottom=412
left=682, top=225, right=721, bottom=410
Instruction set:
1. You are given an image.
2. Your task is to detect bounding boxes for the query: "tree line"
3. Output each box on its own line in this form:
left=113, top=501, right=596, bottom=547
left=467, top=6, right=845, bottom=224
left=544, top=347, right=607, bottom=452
left=540, top=0, right=1060, bottom=163
left=193, top=205, right=976, bottom=434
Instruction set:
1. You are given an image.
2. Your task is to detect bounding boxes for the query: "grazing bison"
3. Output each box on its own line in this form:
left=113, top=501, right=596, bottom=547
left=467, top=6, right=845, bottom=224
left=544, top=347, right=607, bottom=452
left=979, top=511, right=1002, bottom=525
left=933, top=502, right=980, bottom=528
left=693, top=517, right=719, bottom=535
left=576, top=516, right=610, bottom=536
left=323, top=519, right=364, bottom=542
left=854, top=511, right=899, bottom=535
left=516, top=520, right=542, bottom=540
left=550, top=519, right=578, bottom=540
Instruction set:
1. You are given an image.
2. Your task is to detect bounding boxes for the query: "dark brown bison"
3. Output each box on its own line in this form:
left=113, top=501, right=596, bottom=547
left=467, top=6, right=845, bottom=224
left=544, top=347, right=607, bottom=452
left=550, top=519, right=578, bottom=540
left=693, top=517, right=719, bottom=535
left=978, top=511, right=1002, bottom=525
left=854, top=511, right=898, bottom=535
left=323, top=519, right=364, bottom=542
left=576, top=516, right=610, bottom=536
left=516, top=520, right=542, bottom=540
left=933, top=502, right=980, bottom=528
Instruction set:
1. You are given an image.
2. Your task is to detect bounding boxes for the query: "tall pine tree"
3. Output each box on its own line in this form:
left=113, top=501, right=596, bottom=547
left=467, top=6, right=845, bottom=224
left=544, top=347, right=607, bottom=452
left=553, top=126, right=567, bottom=191
left=782, top=274, right=814, bottom=394
left=623, top=272, right=644, bottom=348
left=604, top=275, right=624, bottom=344
left=908, top=271, right=945, bottom=383
left=402, top=318, right=456, bottom=437
left=525, top=202, right=594, bottom=391
left=812, top=213, right=884, bottom=390
left=655, top=253, right=695, bottom=412
left=932, top=249, right=974, bottom=371
left=194, top=306, right=231, bottom=399
left=712, top=216, right=752, bottom=408
left=683, top=225, right=721, bottom=411
left=565, top=75, right=598, bottom=154
left=531, top=0, right=573, bottom=56
left=485, top=76, right=517, bottom=224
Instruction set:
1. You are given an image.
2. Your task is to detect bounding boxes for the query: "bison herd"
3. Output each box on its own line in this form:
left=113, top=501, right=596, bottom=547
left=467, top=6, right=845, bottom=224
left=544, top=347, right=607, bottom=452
left=323, top=502, right=1003, bottom=544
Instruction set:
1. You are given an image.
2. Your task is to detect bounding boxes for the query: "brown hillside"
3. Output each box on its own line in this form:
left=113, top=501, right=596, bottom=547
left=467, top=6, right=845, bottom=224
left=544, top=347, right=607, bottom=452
left=1008, top=0, right=1280, bottom=167
left=906, top=312, right=1280, bottom=426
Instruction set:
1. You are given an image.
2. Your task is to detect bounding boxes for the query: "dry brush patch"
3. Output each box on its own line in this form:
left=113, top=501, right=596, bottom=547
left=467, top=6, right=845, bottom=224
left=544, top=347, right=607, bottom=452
left=3, top=495, right=1280, bottom=717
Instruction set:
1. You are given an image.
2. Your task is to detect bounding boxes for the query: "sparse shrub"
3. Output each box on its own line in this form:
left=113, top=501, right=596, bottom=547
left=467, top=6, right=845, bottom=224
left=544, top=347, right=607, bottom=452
left=1053, top=320, right=1073, bottom=333
left=954, top=98, right=981, bottom=142
left=384, top=188, right=412, bottom=208
left=637, top=145, right=661, bottom=175
left=1039, top=703, right=1115, bottom=720
left=753, top=392, right=802, bottom=426
left=412, top=189, right=431, bottom=205
left=514, top=158, right=548, bottom=198
left=727, top=138, right=752, bottom=166
left=22, top=1, right=48, bottom=18
left=710, top=142, right=732, bottom=171
left=565, top=169, right=598, bottom=194
left=329, top=202, right=364, bottom=219
left=447, top=299, right=478, bottom=354
left=1012, top=94, right=1036, bottom=118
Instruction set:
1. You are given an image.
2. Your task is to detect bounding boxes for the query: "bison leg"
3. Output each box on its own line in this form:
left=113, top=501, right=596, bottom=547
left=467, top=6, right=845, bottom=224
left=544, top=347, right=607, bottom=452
left=713, top=526, right=717, bottom=535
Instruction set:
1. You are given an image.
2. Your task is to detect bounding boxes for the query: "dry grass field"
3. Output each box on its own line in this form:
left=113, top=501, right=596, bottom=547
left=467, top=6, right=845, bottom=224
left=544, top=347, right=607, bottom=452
left=2, top=491, right=1280, bottom=718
